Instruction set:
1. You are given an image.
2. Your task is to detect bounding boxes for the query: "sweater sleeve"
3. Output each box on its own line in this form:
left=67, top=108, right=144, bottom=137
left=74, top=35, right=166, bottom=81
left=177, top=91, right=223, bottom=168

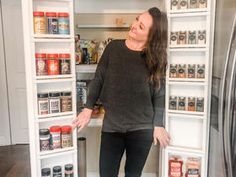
left=84, top=42, right=111, bottom=109
left=153, top=79, right=166, bottom=127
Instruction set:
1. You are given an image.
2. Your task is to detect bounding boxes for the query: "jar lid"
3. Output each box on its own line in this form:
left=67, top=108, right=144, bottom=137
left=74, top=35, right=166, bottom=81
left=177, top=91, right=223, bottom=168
left=58, top=12, right=69, bottom=17
left=53, top=166, right=62, bottom=173
left=59, top=53, right=70, bottom=59
left=35, top=53, right=46, bottom=58
left=61, top=91, right=71, bottom=96
left=50, top=126, right=61, bottom=132
left=46, top=12, right=57, bottom=17
left=33, top=11, right=44, bottom=17
left=65, top=164, right=73, bottom=171
left=41, top=168, right=51, bottom=175
left=47, top=54, right=59, bottom=59
left=61, top=125, right=72, bottom=133
left=39, top=129, right=50, bottom=135
left=37, top=93, right=49, bottom=98
left=49, top=92, right=61, bottom=97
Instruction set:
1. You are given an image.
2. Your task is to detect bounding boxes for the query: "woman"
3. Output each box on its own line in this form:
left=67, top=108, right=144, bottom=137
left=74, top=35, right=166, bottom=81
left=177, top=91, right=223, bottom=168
left=73, top=7, right=170, bottom=177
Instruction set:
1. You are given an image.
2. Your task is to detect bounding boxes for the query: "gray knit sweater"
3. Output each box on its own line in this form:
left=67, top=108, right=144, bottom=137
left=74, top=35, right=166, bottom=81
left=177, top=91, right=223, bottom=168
left=85, top=39, right=165, bottom=132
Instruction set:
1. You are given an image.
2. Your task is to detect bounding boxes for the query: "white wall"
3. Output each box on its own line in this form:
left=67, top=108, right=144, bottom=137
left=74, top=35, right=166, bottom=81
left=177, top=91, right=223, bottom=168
left=0, top=1, right=11, bottom=146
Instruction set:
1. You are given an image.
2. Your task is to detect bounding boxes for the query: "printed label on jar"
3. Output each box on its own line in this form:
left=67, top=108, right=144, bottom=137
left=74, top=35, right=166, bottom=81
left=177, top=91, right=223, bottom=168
left=34, top=18, right=46, bottom=34
left=61, top=99, right=72, bottom=112
left=48, top=19, right=58, bottom=34
left=40, top=138, right=50, bottom=151
left=51, top=133, right=61, bottom=149
left=50, top=99, right=60, bottom=113
left=62, top=134, right=72, bottom=148
left=38, top=100, right=49, bottom=115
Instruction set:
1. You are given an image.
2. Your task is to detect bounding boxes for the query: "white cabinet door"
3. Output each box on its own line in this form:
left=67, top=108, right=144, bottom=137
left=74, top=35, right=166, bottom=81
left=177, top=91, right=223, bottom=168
left=2, top=0, right=28, bottom=144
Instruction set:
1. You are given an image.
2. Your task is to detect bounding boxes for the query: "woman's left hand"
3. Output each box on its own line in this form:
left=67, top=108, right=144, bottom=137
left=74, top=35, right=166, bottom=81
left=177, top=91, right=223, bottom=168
left=153, top=126, right=170, bottom=148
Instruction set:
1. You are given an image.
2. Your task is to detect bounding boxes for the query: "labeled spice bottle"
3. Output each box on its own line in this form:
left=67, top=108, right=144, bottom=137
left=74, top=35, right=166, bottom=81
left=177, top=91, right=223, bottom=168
left=185, top=157, right=201, bottom=177
left=169, top=156, right=183, bottom=177
left=178, top=31, right=187, bottom=45
left=178, top=64, right=187, bottom=78
left=53, top=166, right=62, bottom=177
left=33, top=11, right=46, bottom=34
left=169, top=96, right=177, bottom=110
left=49, top=92, right=61, bottom=114
left=188, top=31, right=197, bottom=44
left=188, top=97, right=196, bottom=111
left=170, top=32, right=178, bottom=45
left=179, top=0, right=188, bottom=9
left=171, top=0, right=179, bottom=10
left=38, top=93, right=49, bottom=115
left=189, top=0, right=198, bottom=8
left=59, top=53, right=71, bottom=74
left=61, top=125, right=72, bottom=148
left=198, top=30, right=206, bottom=44
left=170, top=64, right=178, bottom=78
left=196, top=97, right=204, bottom=112
left=178, top=96, right=186, bottom=111
left=36, top=53, right=47, bottom=76
left=39, top=129, right=50, bottom=151
left=50, top=126, right=61, bottom=149
left=46, top=12, right=58, bottom=34
left=199, top=0, right=207, bottom=8
left=61, top=91, right=72, bottom=112
left=41, top=168, right=51, bottom=177
left=188, top=64, right=196, bottom=78
left=47, top=54, right=59, bottom=75
left=58, top=12, right=70, bottom=35
left=65, top=164, right=74, bottom=177
left=197, top=64, right=205, bottom=78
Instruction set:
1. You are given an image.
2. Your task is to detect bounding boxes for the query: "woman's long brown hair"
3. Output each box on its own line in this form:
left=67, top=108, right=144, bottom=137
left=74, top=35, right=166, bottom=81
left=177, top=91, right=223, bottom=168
left=144, top=7, right=168, bottom=90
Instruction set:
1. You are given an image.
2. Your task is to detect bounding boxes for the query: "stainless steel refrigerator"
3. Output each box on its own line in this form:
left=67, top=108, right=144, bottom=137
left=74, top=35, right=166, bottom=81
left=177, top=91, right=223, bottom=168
left=209, top=0, right=236, bottom=177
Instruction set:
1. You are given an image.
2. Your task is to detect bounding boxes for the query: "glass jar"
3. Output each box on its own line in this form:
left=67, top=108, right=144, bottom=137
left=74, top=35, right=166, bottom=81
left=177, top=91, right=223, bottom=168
left=188, top=64, right=196, bottom=78
left=178, top=96, right=186, bottom=111
left=188, top=97, right=196, bottom=112
left=41, top=168, right=51, bottom=177
left=53, top=166, right=62, bottom=177
left=65, top=164, right=74, bottom=177
left=46, top=12, right=58, bottom=34
left=59, top=53, right=71, bottom=74
left=169, top=156, right=183, bottom=177
left=196, top=97, right=204, bottom=112
left=61, top=125, right=72, bottom=148
left=39, top=129, right=50, bottom=151
left=49, top=92, right=61, bottom=114
left=58, top=12, right=70, bottom=35
left=169, top=96, right=177, bottom=110
left=38, top=93, right=49, bottom=115
left=50, top=126, right=61, bottom=149
left=61, top=91, right=72, bottom=112
left=47, top=54, right=59, bottom=75
left=33, top=11, right=46, bottom=34
left=36, top=53, right=47, bottom=76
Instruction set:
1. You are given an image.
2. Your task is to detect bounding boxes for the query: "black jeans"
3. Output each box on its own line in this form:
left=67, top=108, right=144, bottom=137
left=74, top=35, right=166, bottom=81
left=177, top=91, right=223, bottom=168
left=99, top=129, right=153, bottom=177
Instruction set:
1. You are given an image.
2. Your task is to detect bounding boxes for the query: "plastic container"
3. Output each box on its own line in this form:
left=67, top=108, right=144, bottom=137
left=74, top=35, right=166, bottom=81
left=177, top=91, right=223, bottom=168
left=58, top=12, right=70, bottom=35
left=33, top=11, right=46, bottom=34
left=41, top=168, right=51, bottom=177
left=39, top=129, right=50, bottom=151
left=59, top=53, right=71, bottom=74
left=46, top=12, right=58, bottom=34
left=61, top=125, right=72, bottom=148
left=50, top=126, right=61, bottom=149
left=53, top=166, right=62, bottom=177
left=65, top=164, right=74, bottom=177
left=47, top=54, right=59, bottom=75
left=49, top=92, right=61, bottom=114
left=61, top=91, right=72, bottom=112
left=38, top=93, right=49, bottom=115
left=36, top=53, right=47, bottom=76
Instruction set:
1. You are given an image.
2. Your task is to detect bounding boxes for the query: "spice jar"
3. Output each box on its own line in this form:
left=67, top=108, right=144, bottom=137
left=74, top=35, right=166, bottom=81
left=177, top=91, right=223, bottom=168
left=185, top=157, right=201, bottom=177
left=178, top=96, right=186, bottom=111
left=197, top=64, right=205, bottom=78
left=178, top=31, right=187, bottom=45
left=65, top=164, right=74, bottom=177
left=59, top=53, right=71, bottom=74
left=36, top=53, right=47, bottom=76
left=169, top=96, right=178, bottom=110
left=53, top=166, right=62, bottom=177
left=179, top=0, right=188, bottom=9
left=189, top=0, right=198, bottom=8
left=61, top=91, right=72, bottom=112
left=46, top=12, right=58, bottom=34
left=50, top=126, right=61, bottom=149
left=196, top=97, right=204, bottom=112
left=61, top=125, right=72, bottom=148
left=188, top=31, right=197, bottom=44
left=170, top=64, right=178, bottom=78
left=38, top=93, right=49, bottom=115
left=178, top=64, right=187, bottom=78
left=39, top=129, right=50, bottom=151
left=58, top=12, right=70, bottom=35
left=170, top=32, right=178, bottom=45
left=42, top=168, right=51, bottom=177
left=77, top=81, right=87, bottom=111
left=188, top=97, right=196, bottom=111
left=171, top=0, right=179, bottom=10
left=188, top=64, right=196, bottom=78
left=33, top=11, right=46, bottom=34
left=199, top=0, right=207, bottom=8
left=47, top=54, right=59, bottom=75
left=49, top=92, right=61, bottom=114
left=198, top=30, right=206, bottom=44
left=169, top=156, right=183, bottom=177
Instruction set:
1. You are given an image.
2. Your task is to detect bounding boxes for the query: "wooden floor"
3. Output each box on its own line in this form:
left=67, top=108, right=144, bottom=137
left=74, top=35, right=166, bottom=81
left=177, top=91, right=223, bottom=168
left=0, top=145, right=30, bottom=177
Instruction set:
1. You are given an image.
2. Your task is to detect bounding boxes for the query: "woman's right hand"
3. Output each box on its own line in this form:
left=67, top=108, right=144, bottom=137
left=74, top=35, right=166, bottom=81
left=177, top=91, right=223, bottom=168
left=72, top=108, right=93, bottom=132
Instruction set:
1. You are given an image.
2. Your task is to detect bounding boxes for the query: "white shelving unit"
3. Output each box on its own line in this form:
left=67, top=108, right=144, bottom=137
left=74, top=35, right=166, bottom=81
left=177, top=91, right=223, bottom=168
left=162, top=1, right=215, bottom=177
left=22, top=0, right=78, bottom=176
